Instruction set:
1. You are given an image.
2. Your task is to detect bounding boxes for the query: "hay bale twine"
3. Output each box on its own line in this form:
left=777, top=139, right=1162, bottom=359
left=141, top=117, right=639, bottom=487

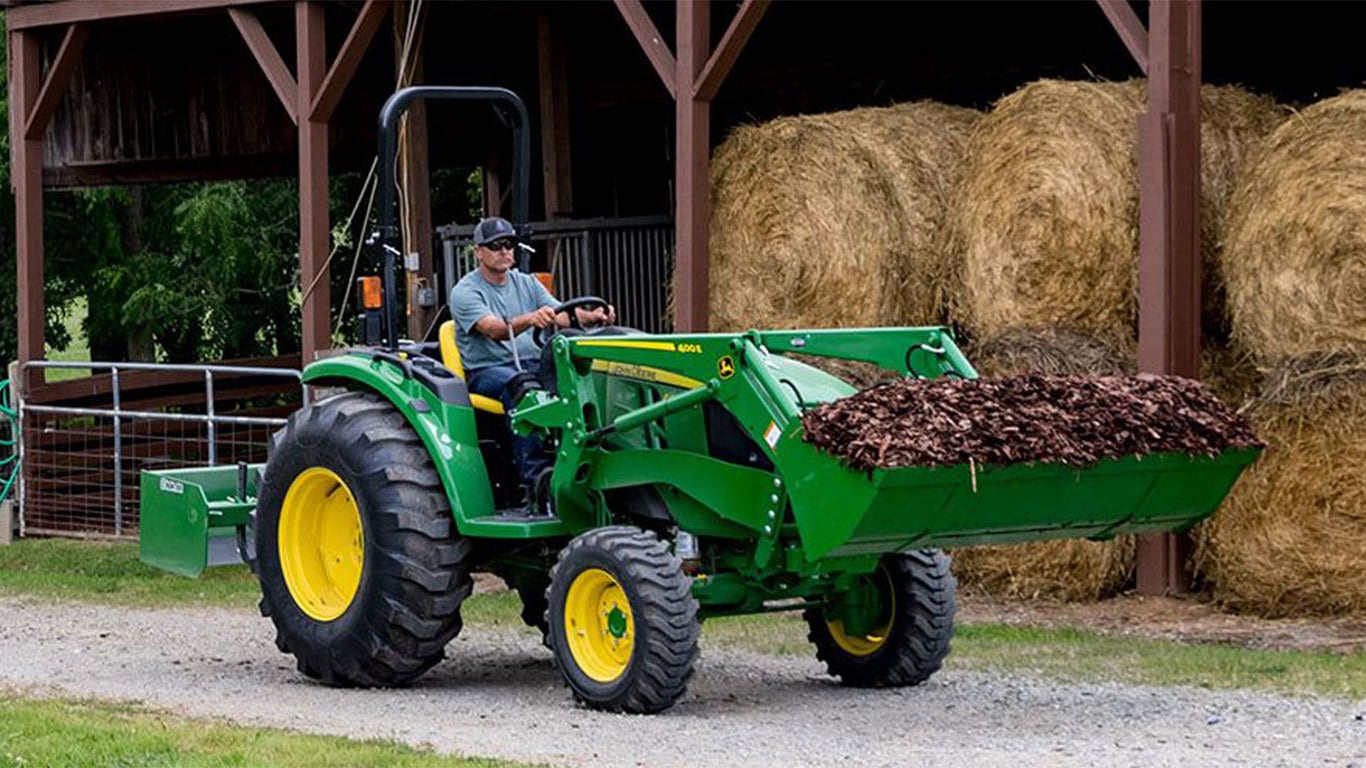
left=1224, top=90, right=1366, bottom=364
left=1195, top=356, right=1366, bottom=617
left=949, top=79, right=1283, bottom=351
left=952, top=327, right=1260, bottom=601
left=709, top=102, right=978, bottom=333
left=952, top=327, right=1135, bottom=601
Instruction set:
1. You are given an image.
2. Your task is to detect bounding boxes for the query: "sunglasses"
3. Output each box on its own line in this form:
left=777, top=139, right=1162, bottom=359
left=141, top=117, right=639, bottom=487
left=483, top=239, right=517, bottom=252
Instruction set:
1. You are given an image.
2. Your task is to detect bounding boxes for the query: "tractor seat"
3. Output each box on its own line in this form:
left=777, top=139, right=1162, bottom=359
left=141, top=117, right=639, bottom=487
left=439, top=321, right=505, bottom=415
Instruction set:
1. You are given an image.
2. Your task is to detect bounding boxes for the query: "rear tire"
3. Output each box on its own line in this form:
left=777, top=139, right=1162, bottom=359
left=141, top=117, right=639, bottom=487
left=805, top=550, right=956, bottom=687
left=255, top=391, right=472, bottom=687
left=546, top=526, right=699, bottom=713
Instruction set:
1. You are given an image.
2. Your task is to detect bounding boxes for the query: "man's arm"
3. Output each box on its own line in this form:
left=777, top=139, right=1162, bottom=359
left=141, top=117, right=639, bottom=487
left=452, top=280, right=556, bottom=341
left=472, top=308, right=557, bottom=341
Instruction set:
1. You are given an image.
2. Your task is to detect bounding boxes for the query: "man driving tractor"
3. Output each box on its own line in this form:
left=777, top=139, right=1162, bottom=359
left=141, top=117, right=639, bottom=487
left=450, top=216, right=615, bottom=507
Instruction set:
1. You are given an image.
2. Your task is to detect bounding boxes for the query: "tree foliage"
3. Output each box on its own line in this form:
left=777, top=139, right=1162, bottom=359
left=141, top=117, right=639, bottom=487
left=2, top=9, right=479, bottom=368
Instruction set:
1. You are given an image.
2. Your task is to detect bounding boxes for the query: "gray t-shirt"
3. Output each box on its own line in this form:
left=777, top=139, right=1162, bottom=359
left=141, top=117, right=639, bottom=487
left=450, top=269, right=557, bottom=371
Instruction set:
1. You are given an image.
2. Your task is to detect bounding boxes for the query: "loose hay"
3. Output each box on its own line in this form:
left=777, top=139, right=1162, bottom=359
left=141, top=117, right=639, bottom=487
left=1195, top=356, right=1366, bottom=617
left=948, top=79, right=1283, bottom=352
left=968, top=327, right=1132, bottom=378
left=709, top=102, right=978, bottom=332
left=1224, top=90, right=1366, bottom=363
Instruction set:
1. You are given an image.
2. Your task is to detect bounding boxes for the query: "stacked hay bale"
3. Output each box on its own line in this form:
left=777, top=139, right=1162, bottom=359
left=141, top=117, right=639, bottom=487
left=948, top=79, right=1284, bottom=352
left=1196, top=359, right=1366, bottom=616
left=1197, top=91, right=1366, bottom=616
left=708, top=101, right=979, bottom=333
left=944, top=79, right=1283, bottom=601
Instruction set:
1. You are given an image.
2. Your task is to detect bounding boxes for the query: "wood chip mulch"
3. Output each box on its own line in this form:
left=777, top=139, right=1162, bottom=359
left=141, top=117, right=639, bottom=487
left=800, top=374, right=1263, bottom=471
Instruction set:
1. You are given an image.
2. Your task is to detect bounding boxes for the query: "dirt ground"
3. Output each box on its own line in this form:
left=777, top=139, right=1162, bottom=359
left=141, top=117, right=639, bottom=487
left=1, top=596, right=1361, bottom=768
left=474, top=573, right=1366, bottom=654
left=957, top=588, right=1366, bottom=654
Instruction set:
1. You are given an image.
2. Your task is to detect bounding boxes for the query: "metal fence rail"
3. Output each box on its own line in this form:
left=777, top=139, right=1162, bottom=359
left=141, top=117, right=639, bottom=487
left=18, top=361, right=305, bottom=539
left=438, top=215, right=675, bottom=334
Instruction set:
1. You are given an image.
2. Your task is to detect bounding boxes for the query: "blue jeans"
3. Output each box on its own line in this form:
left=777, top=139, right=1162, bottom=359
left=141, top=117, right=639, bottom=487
left=466, top=361, right=549, bottom=489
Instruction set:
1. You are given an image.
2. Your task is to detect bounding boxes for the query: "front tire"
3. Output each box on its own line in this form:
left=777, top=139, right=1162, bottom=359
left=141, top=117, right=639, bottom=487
left=805, top=550, right=957, bottom=687
left=546, top=526, right=699, bottom=713
left=255, top=391, right=472, bottom=687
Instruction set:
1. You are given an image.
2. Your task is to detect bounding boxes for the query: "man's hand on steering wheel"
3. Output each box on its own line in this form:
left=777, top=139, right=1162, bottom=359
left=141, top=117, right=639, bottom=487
left=573, top=303, right=616, bottom=328
left=532, top=296, right=614, bottom=346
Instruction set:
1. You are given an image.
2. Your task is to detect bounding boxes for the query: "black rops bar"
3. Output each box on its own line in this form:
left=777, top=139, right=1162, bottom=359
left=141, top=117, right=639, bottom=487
left=376, top=86, right=531, bottom=350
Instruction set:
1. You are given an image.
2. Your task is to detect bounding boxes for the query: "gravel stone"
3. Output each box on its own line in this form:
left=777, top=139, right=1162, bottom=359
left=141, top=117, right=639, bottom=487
left=0, top=596, right=1360, bottom=768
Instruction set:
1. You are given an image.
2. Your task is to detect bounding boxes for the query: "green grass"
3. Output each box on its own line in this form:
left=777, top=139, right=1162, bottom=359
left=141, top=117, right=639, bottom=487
left=0, top=695, right=536, bottom=768
left=44, top=296, right=93, bottom=382
left=2, top=538, right=1363, bottom=700
left=0, top=539, right=260, bottom=609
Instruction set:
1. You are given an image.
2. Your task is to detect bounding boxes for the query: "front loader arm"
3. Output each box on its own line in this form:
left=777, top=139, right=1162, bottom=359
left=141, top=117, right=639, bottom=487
left=509, top=328, right=975, bottom=558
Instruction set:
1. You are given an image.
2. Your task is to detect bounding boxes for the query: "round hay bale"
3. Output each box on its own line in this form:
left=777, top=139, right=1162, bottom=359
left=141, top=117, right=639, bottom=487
left=709, top=102, right=978, bottom=332
left=951, top=538, right=1134, bottom=603
left=1194, top=356, right=1366, bottom=617
left=1224, top=90, right=1366, bottom=364
left=948, top=79, right=1283, bottom=351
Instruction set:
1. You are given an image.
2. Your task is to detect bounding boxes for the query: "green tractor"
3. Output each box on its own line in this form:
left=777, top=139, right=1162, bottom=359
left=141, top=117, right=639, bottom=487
left=140, top=87, right=1260, bottom=714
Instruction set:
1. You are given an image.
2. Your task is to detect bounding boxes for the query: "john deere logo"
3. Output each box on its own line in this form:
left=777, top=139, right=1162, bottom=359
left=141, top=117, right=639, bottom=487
left=717, top=356, right=735, bottom=379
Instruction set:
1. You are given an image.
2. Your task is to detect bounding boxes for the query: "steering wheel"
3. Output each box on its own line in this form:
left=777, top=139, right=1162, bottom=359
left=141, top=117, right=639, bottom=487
left=532, top=296, right=611, bottom=346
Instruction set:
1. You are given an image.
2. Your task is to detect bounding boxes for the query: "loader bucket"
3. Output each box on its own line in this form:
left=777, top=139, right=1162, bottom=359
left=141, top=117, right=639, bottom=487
left=139, top=465, right=260, bottom=577
left=788, top=447, right=1260, bottom=561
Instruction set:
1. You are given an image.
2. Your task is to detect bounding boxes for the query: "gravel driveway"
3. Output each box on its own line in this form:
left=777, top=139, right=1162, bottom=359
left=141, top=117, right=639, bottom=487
left=0, top=596, right=1360, bottom=767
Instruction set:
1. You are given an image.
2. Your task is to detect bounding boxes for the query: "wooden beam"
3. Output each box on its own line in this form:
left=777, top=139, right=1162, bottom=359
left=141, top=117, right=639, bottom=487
left=297, top=1, right=331, bottom=359
left=693, top=0, right=770, bottom=102
left=483, top=152, right=503, bottom=217
left=1135, top=0, right=1201, bottom=596
left=1096, top=0, right=1150, bottom=75
left=538, top=15, right=574, bottom=219
left=6, top=0, right=278, bottom=31
left=613, top=0, right=676, bottom=99
left=394, top=2, right=435, bottom=341
left=674, top=0, right=709, bottom=332
left=11, top=29, right=46, bottom=381
left=228, top=7, right=298, bottom=124
left=22, top=24, right=90, bottom=140
left=309, top=0, right=388, bottom=123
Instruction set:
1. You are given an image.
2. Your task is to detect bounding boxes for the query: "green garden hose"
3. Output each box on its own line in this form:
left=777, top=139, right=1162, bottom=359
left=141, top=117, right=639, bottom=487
left=0, top=380, right=18, bottom=503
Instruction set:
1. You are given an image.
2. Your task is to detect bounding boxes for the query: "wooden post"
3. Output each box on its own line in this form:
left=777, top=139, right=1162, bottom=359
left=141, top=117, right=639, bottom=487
left=538, top=15, right=573, bottom=219
left=10, top=29, right=44, bottom=386
left=615, top=0, right=766, bottom=333
left=1136, top=0, right=1202, bottom=595
left=674, top=0, right=710, bottom=333
left=297, top=1, right=331, bottom=359
left=395, top=2, right=435, bottom=341
left=484, top=151, right=503, bottom=217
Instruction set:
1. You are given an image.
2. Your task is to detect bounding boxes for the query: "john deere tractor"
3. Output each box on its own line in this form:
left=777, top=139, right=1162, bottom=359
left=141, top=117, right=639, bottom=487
left=140, top=87, right=1260, bottom=713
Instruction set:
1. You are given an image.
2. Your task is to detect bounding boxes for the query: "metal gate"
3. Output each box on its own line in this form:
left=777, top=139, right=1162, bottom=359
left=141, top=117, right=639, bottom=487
left=16, top=360, right=305, bottom=539
left=437, top=215, right=675, bottom=334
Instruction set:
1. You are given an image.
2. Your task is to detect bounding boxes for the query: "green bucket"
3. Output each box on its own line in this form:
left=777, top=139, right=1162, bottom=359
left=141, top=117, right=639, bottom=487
left=789, top=448, right=1261, bottom=560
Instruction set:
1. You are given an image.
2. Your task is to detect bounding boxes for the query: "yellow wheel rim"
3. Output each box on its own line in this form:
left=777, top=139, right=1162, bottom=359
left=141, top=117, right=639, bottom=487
left=278, top=467, right=364, bottom=622
left=826, top=569, right=895, bottom=657
left=563, top=568, right=635, bottom=682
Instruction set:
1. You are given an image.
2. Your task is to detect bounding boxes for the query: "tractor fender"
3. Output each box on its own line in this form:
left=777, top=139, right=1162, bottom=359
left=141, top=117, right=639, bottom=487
left=302, top=355, right=497, bottom=530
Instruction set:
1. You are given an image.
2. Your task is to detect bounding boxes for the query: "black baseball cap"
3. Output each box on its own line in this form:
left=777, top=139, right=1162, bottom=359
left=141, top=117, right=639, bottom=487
left=473, top=216, right=517, bottom=246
